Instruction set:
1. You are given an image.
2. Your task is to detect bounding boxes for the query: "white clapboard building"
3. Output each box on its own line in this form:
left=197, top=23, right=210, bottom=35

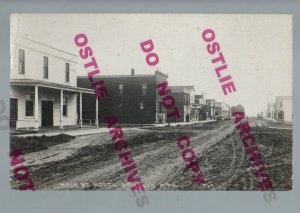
left=10, top=36, right=97, bottom=130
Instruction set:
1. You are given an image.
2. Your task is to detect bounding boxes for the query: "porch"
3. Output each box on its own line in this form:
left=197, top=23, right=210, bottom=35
left=10, top=79, right=99, bottom=131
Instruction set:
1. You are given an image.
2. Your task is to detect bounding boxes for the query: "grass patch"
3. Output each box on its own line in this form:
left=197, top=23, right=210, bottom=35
left=127, top=131, right=191, bottom=146
left=10, top=134, right=76, bottom=154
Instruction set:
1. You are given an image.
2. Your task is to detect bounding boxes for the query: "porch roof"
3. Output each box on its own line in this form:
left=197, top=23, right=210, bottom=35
left=10, top=79, right=94, bottom=94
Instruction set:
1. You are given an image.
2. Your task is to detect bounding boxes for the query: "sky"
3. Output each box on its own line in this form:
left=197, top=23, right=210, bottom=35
left=10, top=14, right=292, bottom=116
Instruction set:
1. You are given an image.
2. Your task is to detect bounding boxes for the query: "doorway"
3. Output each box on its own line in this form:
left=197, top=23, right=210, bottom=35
left=42, top=100, right=53, bottom=126
left=10, top=98, right=18, bottom=128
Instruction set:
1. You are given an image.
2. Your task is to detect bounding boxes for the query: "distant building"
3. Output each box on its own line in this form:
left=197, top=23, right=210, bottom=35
left=267, top=103, right=275, bottom=119
left=214, top=102, right=230, bottom=120
left=77, top=70, right=168, bottom=124
left=10, top=37, right=94, bottom=130
left=275, top=96, right=292, bottom=122
left=222, top=103, right=231, bottom=119
left=214, top=102, right=222, bottom=117
left=205, top=99, right=216, bottom=120
left=167, top=86, right=194, bottom=122
left=193, top=93, right=207, bottom=121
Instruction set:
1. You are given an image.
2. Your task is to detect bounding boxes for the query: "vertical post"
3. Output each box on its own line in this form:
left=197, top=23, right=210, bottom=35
left=213, top=99, right=215, bottom=120
left=79, top=92, right=82, bottom=127
left=140, top=111, right=142, bottom=129
left=34, top=85, right=39, bottom=130
left=211, top=101, right=213, bottom=120
left=155, top=100, right=157, bottom=124
left=95, top=97, right=98, bottom=127
left=140, top=103, right=143, bottom=129
left=60, top=89, right=64, bottom=129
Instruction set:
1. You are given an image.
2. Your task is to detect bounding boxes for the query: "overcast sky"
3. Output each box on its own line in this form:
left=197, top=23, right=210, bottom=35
left=11, top=14, right=292, bottom=116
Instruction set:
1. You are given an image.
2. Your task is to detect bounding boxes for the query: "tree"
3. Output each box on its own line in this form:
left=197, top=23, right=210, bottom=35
left=231, top=105, right=245, bottom=113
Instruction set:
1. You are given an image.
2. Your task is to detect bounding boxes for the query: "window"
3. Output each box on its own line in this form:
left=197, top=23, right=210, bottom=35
left=26, top=101, right=33, bottom=116
left=184, top=94, right=190, bottom=105
left=280, top=102, right=283, bottom=107
left=25, top=94, right=34, bottom=116
left=156, top=101, right=162, bottom=113
left=65, top=63, right=70, bottom=82
left=142, top=83, right=147, bottom=96
left=63, top=96, right=68, bottom=116
left=18, top=49, right=25, bottom=74
left=118, top=84, right=123, bottom=95
left=43, top=56, right=48, bottom=78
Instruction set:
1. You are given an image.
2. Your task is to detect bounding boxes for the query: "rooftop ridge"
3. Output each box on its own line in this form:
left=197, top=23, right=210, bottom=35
left=17, top=36, right=77, bottom=57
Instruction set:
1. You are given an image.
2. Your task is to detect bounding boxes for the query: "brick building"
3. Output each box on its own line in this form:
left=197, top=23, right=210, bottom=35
left=77, top=70, right=168, bottom=124
left=167, top=86, right=194, bottom=122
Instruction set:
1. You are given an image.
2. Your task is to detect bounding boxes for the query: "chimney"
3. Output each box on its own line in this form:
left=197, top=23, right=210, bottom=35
left=131, top=68, right=135, bottom=76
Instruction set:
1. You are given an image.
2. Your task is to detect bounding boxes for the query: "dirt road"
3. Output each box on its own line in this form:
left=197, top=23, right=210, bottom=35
left=11, top=118, right=292, bottom=191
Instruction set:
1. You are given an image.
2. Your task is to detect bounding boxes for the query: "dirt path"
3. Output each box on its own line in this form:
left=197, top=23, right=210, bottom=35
left=17, top=121, right=235, bottom=190
left=11, top=118, right=292, bottom=191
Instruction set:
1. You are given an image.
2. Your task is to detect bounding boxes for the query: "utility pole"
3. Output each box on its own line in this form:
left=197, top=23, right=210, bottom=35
left=140, top=102, right=144, bottom=129
left=213, top=99, right=216, bottom=120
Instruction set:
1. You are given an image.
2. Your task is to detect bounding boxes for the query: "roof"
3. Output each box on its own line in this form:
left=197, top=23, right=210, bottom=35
left=77, top=70, right=168, bottom=79
left=10, top=79, right=94, bottom=94
left=195, top=94, right=204, bottom=99
left=168, top=86, right=195, bottom=94
left=78, top=74, right=155, bottom=79
left=17, top=36, right=77, bottom=57
left=14, top=36, right=78, bottom=64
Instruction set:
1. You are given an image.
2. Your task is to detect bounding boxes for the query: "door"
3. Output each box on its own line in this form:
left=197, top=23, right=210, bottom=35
left=10, top=98, right=18, bottom=128
left=42, top=100, right=53, bottom=126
